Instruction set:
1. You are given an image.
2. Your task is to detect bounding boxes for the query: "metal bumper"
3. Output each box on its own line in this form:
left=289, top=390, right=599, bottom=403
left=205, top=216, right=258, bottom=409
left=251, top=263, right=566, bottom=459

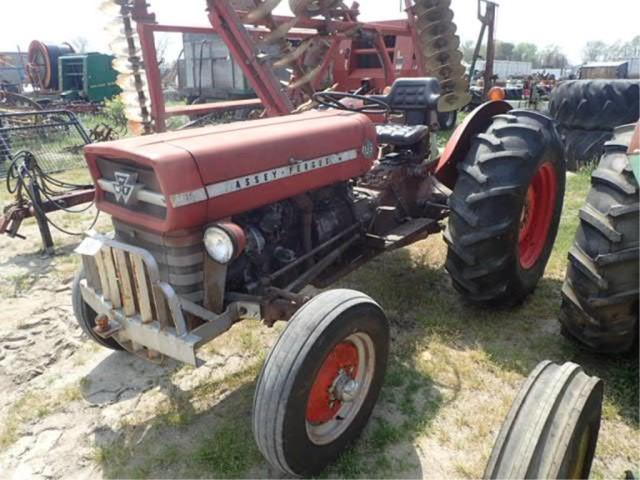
left=75, top=232, right=259, bottom=366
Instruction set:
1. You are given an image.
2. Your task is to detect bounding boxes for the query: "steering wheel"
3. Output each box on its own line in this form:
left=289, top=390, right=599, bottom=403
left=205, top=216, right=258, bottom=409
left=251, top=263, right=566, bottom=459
left=313, top=91, right=391, bottom=115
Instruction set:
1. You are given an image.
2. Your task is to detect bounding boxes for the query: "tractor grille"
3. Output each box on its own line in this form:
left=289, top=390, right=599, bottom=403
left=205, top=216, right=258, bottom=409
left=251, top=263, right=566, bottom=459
left=113, top=219, right=205, bottom=303
left=97, top=157, right=167, bottom=219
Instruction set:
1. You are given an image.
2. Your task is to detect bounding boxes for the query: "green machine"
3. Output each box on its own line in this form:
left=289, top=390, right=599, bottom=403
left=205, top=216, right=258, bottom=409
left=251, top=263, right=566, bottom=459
left=58, top=53, right=121, bottom=103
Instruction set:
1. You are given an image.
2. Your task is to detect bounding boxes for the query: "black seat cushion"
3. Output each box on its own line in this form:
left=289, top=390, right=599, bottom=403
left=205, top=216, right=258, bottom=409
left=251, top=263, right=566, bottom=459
left=385, top=78, right=441, bottom=112
left=376, top=124, right=429, bottom=147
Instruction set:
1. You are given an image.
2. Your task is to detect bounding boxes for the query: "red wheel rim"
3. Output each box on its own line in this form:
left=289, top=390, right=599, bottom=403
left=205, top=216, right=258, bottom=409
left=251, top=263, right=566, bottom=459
left=519, top=162, right=558, bottom=269
left=306, top=341, right=359, bottom=425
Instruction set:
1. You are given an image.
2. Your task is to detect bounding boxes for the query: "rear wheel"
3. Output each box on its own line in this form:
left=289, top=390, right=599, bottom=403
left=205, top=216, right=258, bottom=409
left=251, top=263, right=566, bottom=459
left=560, top=124, right=639, bottom=353
left=560, top=127, right=612, bottom=172
left=484, top=361, right=603, bottom=479
left=253, top=289, right=389, bottom=477
left=444, top=110, right=565, bottom=306
left=72, top=268, right=124, bottom=351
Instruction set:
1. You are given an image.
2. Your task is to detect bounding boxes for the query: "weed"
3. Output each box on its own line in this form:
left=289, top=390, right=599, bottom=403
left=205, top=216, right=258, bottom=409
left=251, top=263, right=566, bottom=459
left=193, top=420, right=261, bottom=478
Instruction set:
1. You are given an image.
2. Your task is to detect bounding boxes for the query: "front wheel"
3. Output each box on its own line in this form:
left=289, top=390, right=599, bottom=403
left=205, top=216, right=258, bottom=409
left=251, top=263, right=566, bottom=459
left=484, top=361, right=603, bottom=479
left=72, top=268, right=124, bottom=351
left=444, top=110, right=565, bottom=306
left=252, top=289, right=389, bottom=477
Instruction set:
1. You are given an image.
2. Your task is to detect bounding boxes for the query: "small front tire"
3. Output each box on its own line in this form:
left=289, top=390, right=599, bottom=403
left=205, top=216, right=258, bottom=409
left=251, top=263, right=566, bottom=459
left=484, top=361, right=603, bottom=479
left=252, top=289, right=389, bottom=477
left=72, top=268, right=124, bottom=351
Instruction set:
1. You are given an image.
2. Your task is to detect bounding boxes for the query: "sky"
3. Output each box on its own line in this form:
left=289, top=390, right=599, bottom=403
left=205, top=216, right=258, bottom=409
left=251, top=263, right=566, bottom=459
left=1, top=0, right=639, bottom=64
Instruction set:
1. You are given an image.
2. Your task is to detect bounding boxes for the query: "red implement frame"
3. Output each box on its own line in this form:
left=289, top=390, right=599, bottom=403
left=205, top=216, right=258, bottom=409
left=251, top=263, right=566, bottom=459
left=130, top=0, right=426, bottom=132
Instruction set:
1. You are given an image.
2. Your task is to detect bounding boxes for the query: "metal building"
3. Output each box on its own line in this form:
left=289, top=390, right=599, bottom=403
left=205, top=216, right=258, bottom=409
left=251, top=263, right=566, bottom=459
left=178, top=33, right=254, bottom=100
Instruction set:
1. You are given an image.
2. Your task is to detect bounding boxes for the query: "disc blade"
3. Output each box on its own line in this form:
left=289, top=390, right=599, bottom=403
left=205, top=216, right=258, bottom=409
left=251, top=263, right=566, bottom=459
left=440, top=78, right=469, bottom=93
left=245, top=0, right=282, bottom=23
left=417, top=6, right=454, bottom=26
left=424, top=34, right=460, bottom=57
left=99, top=0, right=123, bottom=16
left=288, top=63, right=323, bottom=90
left=438, top=91, right=472, bottom=112
left=273, top=39, right=313, bottom=67
left=262, top=18, right=298, bottom=44
left=117, top=73, right=148, bottom=91
left=289, top=0, right=342, bottom=17
left=418, top=21, right=457, bottom=40
left=424, top=49, right=463, bottom=70
left=413, top=0, right=452, bottom=13
left=431, top=62, right=466, bottom=81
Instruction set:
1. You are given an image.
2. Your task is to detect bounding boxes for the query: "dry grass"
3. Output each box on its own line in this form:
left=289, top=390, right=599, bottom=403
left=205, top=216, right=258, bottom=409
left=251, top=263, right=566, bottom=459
left=0, top=384, right=83, bottom=451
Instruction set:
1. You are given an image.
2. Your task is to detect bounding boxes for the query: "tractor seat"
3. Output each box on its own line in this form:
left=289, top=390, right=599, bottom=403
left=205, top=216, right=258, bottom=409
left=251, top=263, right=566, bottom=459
left=376, top=124, right=429, bottom=148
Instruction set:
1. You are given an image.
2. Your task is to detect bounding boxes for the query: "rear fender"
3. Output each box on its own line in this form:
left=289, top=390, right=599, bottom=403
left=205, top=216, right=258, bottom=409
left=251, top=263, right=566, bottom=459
left=434, top=100, right=512, bottom=189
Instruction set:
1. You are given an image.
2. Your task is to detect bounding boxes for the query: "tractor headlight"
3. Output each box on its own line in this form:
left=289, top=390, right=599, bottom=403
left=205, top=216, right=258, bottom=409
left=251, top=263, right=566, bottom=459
left=203, top=223, right=246, bottom=264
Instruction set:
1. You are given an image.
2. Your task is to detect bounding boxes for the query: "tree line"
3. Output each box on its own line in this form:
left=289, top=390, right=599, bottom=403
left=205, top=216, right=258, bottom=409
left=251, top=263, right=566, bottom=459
left=461, top=36, right=640, bottom=69
left=582, top=36, right=640, bottom=62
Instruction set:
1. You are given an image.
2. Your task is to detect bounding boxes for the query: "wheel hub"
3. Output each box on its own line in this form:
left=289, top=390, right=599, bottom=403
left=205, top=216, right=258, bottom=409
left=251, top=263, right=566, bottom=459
left=306, top=341, right=359, bottom=425
left=332, top=371, right=360, bottom=402
left=305, top=332, right=376, bottom=446
left=518, top=162, right=558, bottom=270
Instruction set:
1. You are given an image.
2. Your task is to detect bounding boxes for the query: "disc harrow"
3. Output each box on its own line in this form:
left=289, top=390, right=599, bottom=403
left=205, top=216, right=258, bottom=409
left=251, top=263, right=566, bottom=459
left=234, top=0, right=357, bottom=103
left=100, top=0, right=153, bottom=134
left=411, top=0, right=471, bottom=112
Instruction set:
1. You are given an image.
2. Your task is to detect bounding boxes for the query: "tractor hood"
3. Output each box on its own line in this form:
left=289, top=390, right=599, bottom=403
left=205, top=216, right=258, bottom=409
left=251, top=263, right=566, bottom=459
left=84, top=110, right=377, bottom=233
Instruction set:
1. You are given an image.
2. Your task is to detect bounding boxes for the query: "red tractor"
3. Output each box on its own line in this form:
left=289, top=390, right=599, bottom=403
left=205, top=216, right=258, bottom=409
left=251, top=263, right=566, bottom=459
left=73, top=78, right=565, bottom=476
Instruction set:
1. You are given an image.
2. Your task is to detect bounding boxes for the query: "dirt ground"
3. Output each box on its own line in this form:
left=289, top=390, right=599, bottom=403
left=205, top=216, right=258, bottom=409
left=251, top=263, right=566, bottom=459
left=0, top=169, right=638, bottom=479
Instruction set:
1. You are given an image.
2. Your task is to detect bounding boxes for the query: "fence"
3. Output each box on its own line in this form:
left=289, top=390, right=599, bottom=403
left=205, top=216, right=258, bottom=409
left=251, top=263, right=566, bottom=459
left=0, top=110, right=91, bottom=179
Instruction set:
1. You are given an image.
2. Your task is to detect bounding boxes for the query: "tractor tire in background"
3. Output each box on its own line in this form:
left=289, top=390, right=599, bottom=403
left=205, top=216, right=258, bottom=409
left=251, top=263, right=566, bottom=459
left=550, top=80, right=640, bottom=131
left=437, top=110, right=458, bottom=131
left=560, top=124, right=639, bottom=353
left=484, top=361, right=603, bottom=479
left=253, top=289, right=389, bottom=477
left=445, top=110, right=565, bottom=306
left=560, top=127, right=613, bottom=171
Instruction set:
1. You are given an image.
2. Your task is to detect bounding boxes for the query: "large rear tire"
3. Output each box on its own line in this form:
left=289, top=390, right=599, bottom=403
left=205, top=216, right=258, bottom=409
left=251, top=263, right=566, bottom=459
left=560, top=127, right=613, bottom=172
left=445, top=110, right=565, bottom=306
left=252, top=289, right=389, bottom=477
left=484, top=361, right=603, bottom=479
left=560, top=124, right=639, bottom=353
left=550, top=80, right=640, bottom=131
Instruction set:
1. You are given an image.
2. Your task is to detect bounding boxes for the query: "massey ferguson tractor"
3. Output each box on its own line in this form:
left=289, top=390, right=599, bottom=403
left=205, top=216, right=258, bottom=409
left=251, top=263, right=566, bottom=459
left=72, top=1, right=566, bottom=477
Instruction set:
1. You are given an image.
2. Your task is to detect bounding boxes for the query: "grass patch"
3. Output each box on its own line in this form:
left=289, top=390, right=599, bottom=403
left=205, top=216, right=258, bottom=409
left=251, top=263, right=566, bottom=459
left=193, top=420, right=260, bottom=478
left=328, top=166, right=638, bottom=477
left=93, top=360, right=265, bottom=479
left=0, top=392, right=53, bottom=450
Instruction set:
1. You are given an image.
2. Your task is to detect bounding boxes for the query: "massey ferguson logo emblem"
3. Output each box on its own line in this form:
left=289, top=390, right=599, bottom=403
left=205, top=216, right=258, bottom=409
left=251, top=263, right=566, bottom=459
left=113, top=171, right=139, bottom=205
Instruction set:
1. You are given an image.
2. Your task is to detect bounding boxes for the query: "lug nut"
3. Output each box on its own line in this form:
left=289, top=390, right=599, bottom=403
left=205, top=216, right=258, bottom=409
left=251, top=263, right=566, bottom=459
left=96, top=315, right=110, bottom=333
